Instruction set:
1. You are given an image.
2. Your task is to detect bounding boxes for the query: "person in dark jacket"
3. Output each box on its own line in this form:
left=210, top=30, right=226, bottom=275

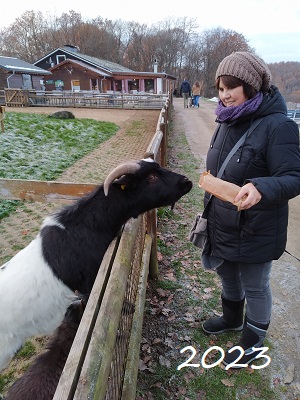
left=201, top=51, right=300, bottom=368
left=180, top=77, right=191, bottom=109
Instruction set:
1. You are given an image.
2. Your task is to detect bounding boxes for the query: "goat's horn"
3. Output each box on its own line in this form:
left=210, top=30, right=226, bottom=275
left=103, top=161, right=141, bottom=196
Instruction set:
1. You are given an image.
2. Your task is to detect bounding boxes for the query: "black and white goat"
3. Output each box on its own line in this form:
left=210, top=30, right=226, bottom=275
left=5, top=294, right=88, bottom=400
left=0, top=158, right=192, bottom=371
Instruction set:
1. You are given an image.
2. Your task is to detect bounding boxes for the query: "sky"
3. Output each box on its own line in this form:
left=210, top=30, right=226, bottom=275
left=0, top=0, right=300, bottom=64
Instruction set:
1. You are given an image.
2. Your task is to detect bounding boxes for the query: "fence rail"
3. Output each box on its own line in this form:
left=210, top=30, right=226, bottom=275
left=287, top=109, right=300, bottom=125
left=0, top=96, right=171, bottom=399
left=4, top=89, right=168, bottom=109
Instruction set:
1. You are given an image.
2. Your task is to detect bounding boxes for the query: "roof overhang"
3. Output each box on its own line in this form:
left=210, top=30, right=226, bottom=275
left=49, top=59, right=111, bottom=77
left=0, top=65, right=52, bottom=75
left=113, top=72, right=177, bottom=80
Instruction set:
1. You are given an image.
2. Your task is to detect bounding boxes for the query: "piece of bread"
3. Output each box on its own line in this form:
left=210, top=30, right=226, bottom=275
left=199, top=171, right=246, bottom=210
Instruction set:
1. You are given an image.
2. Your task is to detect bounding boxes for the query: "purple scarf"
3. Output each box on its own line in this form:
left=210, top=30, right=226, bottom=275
left=215, top=92, right=263, bottom=122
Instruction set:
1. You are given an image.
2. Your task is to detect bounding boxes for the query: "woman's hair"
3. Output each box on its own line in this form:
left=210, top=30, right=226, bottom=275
left=216, top=75, right=257, bottom=99
left=194, top=81, right=200, bottom=87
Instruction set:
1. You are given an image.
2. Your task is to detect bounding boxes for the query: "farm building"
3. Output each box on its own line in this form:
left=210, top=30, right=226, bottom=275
left=0, top=56, right=51, bottom=90
left=34, top=45, right=176, bottom=94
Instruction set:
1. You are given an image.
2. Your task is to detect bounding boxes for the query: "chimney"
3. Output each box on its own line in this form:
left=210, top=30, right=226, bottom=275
left=154, top=58, right=158, bottom=73
left=64, top=45, right=78, bottom=53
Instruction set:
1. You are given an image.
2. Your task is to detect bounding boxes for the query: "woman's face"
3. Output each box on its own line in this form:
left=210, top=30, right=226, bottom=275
left=218, top=77, right=248, bottom=107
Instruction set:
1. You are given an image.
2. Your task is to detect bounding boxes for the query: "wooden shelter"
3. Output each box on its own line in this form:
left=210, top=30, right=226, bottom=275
left=34, top=45, right=176, bottom=94
left=0, top=56, right=52, bottom=90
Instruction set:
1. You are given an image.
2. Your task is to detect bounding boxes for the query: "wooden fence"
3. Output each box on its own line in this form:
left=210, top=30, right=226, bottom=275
left=0, top=97, right=171, bottom=399
left=0, top=90, right=5, bottom=106
left=4, top=88, right=168, bottom=110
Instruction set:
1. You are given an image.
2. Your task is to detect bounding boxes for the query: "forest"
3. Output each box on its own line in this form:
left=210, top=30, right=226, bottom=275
left=0, top=10, right=299, bottom=103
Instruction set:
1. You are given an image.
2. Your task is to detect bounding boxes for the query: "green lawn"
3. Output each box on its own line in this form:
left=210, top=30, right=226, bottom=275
left=0, top=112, right=118, bottom=219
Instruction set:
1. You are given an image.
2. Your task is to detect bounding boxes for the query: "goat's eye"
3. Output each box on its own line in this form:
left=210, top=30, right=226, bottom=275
left=148, top=174, right=157, bottom=183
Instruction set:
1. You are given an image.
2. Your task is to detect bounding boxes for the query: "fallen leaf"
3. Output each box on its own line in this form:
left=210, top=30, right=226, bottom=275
left=159, top=355, right=171, bottom=368
left=221, top=378, right=234, bottom=387
left=167, top=314, right=176, bottom=321
left=178, top=386, right=187, bottom=395
left=156, top=288, right=170, bottom=297
left=164, top=270, right=177, bottom=281
left=273, top=377, right=281, bottom=386
left=161, top=308, right=172, bottom=316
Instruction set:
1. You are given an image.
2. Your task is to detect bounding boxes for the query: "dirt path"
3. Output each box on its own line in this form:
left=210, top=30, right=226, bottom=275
left=173, top=97, right=300, bottom=398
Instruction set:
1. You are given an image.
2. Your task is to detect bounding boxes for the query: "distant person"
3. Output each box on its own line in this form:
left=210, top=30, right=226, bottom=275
left=192, top=81, right=201, bottom=108
left=200, top=52, right=300, bottom=368
left=180, top=78, right=191, bottom=108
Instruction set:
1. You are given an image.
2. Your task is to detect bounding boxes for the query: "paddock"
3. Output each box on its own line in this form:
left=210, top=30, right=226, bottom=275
left=0, top=97, right=171, bottom=399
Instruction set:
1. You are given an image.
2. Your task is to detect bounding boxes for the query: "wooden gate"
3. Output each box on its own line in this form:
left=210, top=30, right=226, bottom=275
left=4, top=89, right=29, bottom=107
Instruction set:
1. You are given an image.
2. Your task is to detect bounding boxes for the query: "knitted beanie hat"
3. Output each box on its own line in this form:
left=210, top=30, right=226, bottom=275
left=215, top=52, right=271, bottom=92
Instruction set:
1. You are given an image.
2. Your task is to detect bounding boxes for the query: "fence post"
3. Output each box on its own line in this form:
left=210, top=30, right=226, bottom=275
left=146, top=208, right=158, bottom=279
left=159, top=109, right=167, bottom=167
left=0, top=106, right=5, bottom=132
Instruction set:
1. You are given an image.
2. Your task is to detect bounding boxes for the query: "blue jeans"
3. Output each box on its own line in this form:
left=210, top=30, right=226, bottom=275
left=193, top=95, right=200, bottom=107
left=216, top=260, right=272, bottom=324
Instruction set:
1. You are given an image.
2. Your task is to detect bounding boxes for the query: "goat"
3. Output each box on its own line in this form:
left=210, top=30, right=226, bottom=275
left=5, top=294, right=88, bottom=400
left=0, top=158, right=192, bottom=371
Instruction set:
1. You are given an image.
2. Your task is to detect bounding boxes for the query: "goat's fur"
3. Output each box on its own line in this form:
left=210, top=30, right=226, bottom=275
left=0, top=158, right=192, bottom=371
left=5, top=295, right=88, bottom=400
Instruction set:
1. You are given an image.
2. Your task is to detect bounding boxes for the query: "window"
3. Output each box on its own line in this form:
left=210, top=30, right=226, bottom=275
left=71, top=80, right=80, bottom=91
left=22, top=74, right=32, bottom=89
left=114, top=80, right=122, bottom=92
left=90, top=79, right=98, bottom=90
left=128, top=79, right=139, bottom=92
left=56, top=55, right=66, bottom=64
left=55, top=80, right=64, bottom=90
left=145, top=79, right=154, bottom=92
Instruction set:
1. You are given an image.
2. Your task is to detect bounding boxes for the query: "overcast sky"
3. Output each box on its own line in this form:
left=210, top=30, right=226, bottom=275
left=0, top=0, right=299, bottom=63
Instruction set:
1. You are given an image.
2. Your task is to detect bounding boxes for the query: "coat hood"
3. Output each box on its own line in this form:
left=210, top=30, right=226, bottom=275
left=253, top=85, right=287, bottom=119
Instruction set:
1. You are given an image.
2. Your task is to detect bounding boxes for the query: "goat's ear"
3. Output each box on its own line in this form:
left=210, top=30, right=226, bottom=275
left=112, top=175, right=131, bottom=191
left=112, top=181, right=128, bottom=192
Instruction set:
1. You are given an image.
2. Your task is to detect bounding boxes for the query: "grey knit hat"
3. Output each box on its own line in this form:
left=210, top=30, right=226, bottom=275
left=215, top=52, right=272, bottom=92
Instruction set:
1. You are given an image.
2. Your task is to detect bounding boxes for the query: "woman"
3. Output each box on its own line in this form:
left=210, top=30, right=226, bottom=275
left=192, top=81, right=201, bottom=108
left=201, top=51, right=300, bottom=367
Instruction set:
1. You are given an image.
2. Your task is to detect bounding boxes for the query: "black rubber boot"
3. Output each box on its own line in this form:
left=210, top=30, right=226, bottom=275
left=223, top=317, right=270, bottom=369
left=202, top=296, right=245, bottom=334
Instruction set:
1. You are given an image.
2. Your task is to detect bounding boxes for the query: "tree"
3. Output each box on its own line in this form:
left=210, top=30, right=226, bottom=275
left=122, top=22, right=150, bottom=70
left=0, top=11, right=50, bottom=62
left=269, top=61, right=300, bottom=103
left=1, top=10, right=296, bottom=103
left=197, top=27, right=252, bottom=98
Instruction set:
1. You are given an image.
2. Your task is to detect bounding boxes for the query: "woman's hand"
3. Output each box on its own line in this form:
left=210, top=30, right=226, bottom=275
left=235, top=183, right=262, bottom=210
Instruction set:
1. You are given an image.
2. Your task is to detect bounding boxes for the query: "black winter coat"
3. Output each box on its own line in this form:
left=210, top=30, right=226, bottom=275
left=203, top=86, right=300, bottom=263
left=180, top=80, right=191, bottom=95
